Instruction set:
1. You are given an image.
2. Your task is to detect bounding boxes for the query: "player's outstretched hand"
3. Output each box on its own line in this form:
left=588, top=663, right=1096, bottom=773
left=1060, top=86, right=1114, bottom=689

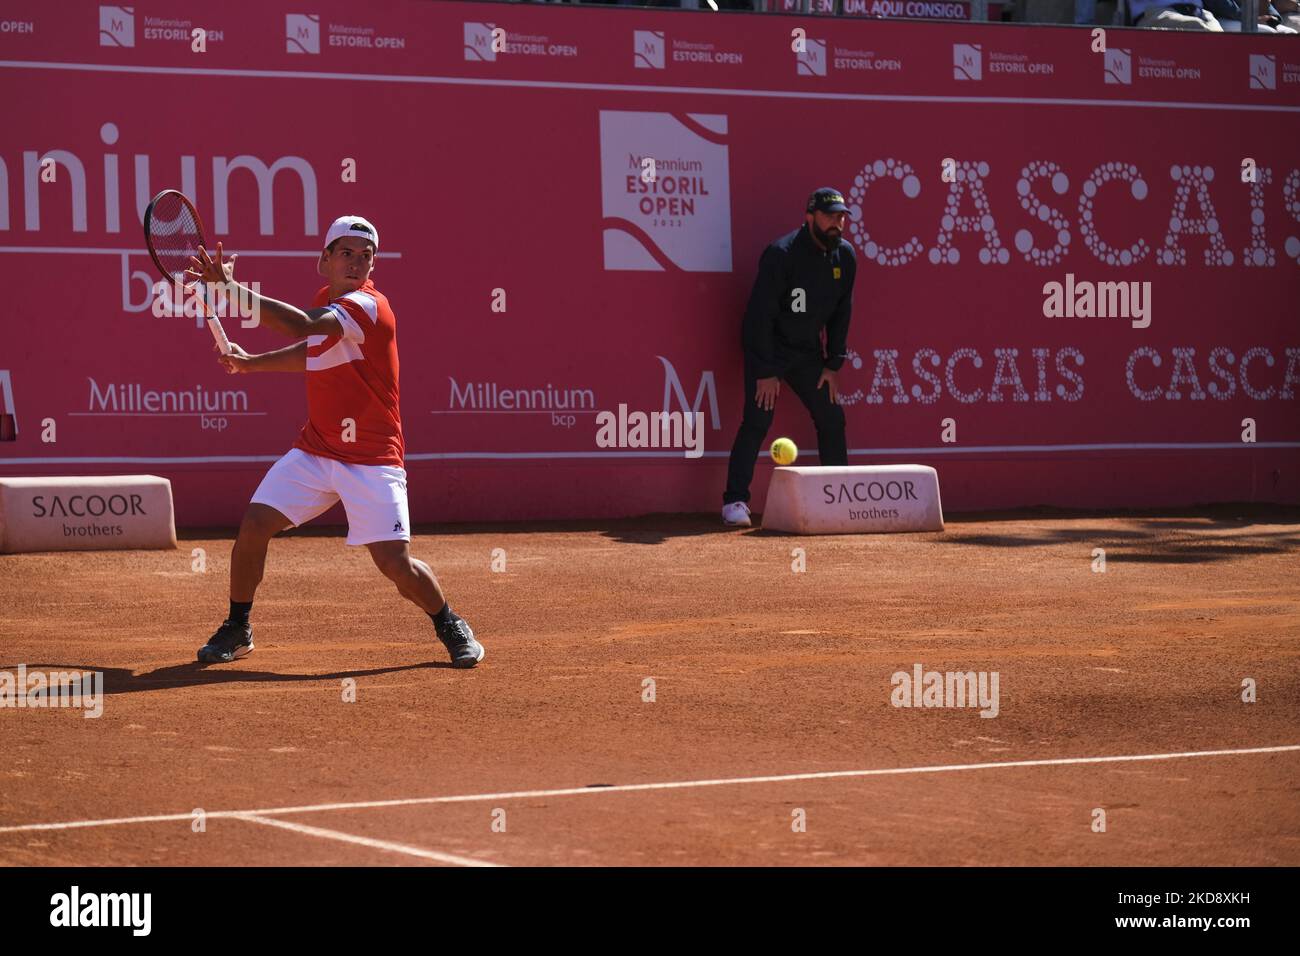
left=216, top=341, right=254, bottom=375
left=184, top=241, right=238, bottom=289
left=755, top=376, right=781, bottom=411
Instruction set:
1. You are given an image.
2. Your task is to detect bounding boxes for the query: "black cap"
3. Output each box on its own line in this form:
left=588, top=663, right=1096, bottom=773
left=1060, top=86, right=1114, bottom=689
left=807, top=187, right=850, bottom=215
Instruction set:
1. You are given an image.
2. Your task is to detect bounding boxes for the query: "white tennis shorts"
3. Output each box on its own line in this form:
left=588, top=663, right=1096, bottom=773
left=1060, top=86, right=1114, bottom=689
left=251, top=448, right=410, bottom=546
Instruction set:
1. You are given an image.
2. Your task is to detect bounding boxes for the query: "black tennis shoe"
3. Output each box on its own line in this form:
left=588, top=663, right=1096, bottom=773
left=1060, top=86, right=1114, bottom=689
left=197, top=619, right=254, bottom=664
left=436, top=615, right=484, bottom=669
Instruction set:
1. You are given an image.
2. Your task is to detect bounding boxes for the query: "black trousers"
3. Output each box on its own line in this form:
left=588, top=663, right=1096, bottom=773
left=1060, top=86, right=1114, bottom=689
left=723, top=352, right=848, bottom=505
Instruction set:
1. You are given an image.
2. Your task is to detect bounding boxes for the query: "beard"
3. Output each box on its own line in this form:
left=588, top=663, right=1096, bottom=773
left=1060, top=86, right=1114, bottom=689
left=812, top=221, right=842, bottom=250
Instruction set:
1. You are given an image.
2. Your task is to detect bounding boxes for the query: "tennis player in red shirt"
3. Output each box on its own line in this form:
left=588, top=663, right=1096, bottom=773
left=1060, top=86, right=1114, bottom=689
left=185, top=215, right=484, bottom=668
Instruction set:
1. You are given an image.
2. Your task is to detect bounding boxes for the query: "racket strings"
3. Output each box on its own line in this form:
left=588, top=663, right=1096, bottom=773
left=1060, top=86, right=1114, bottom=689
left=148, top=195, right=205, bottom=281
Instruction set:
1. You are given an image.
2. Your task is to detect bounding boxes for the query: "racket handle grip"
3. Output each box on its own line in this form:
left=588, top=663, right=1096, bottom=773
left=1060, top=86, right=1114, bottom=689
left=208, top=317, right=232, bottom=355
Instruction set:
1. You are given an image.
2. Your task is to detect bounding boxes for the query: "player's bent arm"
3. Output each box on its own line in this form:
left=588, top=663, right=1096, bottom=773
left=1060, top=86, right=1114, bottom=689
left=235, top=283, right=345, bottom=339
left=299, top=306, right=346, bottom=337
left=250, top=340, right=308, bottom=372
left=219, top=341, right=307, bottom=374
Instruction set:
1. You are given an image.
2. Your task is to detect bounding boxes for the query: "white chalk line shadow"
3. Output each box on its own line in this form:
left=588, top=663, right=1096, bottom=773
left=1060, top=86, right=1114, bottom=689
left=230, top=813, right=502, bottom=868
left=1, top=743, right=1297, bottom=836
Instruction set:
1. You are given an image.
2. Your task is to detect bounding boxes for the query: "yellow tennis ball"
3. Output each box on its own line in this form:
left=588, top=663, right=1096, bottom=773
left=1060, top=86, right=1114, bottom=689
left=770, top=438, right=798, bottom=465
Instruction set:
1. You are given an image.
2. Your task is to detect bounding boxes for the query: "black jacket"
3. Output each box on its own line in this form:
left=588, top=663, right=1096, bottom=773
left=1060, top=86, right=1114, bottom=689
left=741, top=224, right=856, bottom=378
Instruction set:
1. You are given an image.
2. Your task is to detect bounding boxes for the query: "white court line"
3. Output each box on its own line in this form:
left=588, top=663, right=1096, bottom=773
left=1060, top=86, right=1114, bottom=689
left=1, top=744, right=1296, bottom=836
left=231, top=813, right=501, bottom=868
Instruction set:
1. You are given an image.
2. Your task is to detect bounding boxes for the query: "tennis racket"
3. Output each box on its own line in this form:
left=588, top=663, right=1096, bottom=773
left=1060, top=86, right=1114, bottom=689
left=143, top=189, right=232, bottom=355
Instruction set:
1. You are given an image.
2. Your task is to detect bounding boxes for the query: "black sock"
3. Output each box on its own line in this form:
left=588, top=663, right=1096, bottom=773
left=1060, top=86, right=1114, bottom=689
left=430, top=603, right=455, bottom=630
left=229, top=600, right=253, bottom=625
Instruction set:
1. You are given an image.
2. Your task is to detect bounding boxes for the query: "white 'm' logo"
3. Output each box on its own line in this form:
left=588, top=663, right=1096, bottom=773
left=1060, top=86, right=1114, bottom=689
left=796, top=39, right=826, bottom=77
left=953, top=44, right=982, bottom=82
left=0, top=370, right=17, bottom=440
left=1249, top=54, right=1276, bottom=91
left=286, top=14, right=320, bottom=55
left=658, top=357, right=720, bottom=430
left=634, top=30, right=664, bottom=70
left=1104, top=49, right=1131, bottom=86
left=465, top=22, right=497, bottom=62
left=99, top=6, right=135, bottom=48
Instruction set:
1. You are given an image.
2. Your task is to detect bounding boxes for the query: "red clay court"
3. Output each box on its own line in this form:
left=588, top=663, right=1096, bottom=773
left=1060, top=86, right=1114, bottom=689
left=2, top=509, right=1297, bottom=866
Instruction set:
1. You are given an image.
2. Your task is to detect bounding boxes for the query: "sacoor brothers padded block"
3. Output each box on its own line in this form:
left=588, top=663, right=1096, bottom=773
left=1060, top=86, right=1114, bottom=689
left=0, top=476, right=177, bottom=553
left=762, top=465, right=944, bottom=535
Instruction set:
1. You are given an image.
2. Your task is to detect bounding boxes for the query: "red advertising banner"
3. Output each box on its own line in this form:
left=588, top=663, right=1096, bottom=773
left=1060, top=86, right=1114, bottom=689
left=0, top=1, right=1297, bottom=525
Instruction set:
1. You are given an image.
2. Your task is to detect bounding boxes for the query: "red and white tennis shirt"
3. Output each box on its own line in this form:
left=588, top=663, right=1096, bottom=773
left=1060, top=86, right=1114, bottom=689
left=293, top=279, right=404, bottom=468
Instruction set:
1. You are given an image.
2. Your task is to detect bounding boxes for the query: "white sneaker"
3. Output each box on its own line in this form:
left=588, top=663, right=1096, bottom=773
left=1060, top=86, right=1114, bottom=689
left=721, top=501, right=752, bottom=527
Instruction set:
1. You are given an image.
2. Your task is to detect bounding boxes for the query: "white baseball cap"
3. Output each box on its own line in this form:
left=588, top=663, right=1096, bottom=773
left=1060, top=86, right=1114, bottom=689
left=322, top=215, right=379, bottom=253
